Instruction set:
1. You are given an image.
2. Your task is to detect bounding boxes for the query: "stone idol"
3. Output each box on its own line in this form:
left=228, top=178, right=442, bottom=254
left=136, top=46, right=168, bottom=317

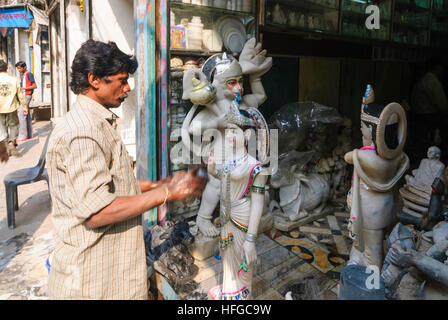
left=181, top=38, right=273, bottom=300
left=345, top=85, right=409, bottom=269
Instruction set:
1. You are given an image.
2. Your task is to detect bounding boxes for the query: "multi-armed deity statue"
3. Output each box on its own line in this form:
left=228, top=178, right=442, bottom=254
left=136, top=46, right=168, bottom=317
left=345, top=85, right=410, bottom=269
left=181, top=38, right=272, bottom=300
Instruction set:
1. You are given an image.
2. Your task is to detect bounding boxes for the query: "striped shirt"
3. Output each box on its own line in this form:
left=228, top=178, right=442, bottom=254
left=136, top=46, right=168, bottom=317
left=46, top=94, right=147, bottom=299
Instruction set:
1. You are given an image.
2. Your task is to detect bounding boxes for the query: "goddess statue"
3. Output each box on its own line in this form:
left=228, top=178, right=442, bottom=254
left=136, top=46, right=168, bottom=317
left=345, top=85, right=410, bottom=269
left=181, top=38, right=272, bottom=238
left=207, top=124, right=268, bottom=300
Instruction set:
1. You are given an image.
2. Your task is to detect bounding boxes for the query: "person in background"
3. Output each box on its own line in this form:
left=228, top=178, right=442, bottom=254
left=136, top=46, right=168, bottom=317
left=15, top=61, right=36, bottom=141
left=411, top=57, right=448, bottom=161
left=0, top=129, right=8, bottom=162
left=46, top=40, right=207, bottom=299
left=0, top=60, right=27, bottom=157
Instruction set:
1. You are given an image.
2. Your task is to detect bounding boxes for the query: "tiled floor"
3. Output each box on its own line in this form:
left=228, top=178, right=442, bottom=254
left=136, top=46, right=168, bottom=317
left=189, top=199, right=352, bottom=300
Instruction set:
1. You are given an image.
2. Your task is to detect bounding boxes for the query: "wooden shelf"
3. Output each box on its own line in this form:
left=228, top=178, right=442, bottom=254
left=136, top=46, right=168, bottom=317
left=342, top=10, right=391, bottom=23
left=170, top=49, right=222, bottom=56
left=394, top=0, right=430, bottom=12
left=170, top=2, right=255, bottom=19
left=393, top=21, right=429, bottom=30
left=269, top=0, right=339, bottom=13
left=263, top=22, right=338, bottom=37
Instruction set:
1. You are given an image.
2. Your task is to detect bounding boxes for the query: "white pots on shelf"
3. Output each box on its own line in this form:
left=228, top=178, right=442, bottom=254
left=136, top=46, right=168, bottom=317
left=187, top=16, right=204, bottom=50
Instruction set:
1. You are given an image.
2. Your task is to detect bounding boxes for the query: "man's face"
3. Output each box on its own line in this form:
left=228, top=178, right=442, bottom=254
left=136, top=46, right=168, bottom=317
left=16, top=66, right=25, bottom=74
left=96, top=71, right=131, bottom=108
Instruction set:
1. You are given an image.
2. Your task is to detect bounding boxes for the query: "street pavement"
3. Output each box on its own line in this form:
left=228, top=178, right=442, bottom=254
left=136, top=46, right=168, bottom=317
left=0, top=120, right=53, bottom=300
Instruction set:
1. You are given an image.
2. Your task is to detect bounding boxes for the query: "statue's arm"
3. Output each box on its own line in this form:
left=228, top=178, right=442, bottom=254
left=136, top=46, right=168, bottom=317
left=243, top=173, right=267, bottom=265
left=413, top=253, right=448, bottom=287
left=188, top=109, right=226, bottom=135
left=242, top=75, right=268, bottom=108
left=344, top=151, right=354, bottom=164
left=247, top=173, right=267, bottom=236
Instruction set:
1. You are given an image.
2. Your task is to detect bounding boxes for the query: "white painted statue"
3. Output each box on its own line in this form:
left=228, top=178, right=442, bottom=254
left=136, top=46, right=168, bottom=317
left=271, top=169, right=330, bottom=222
left=345, top=85, right=409, bottom=269
left=405, top=146, right=445, bottom=196
left=181, top=38, right=272, bottom=238
left=207, top=126, right=267, bottom=300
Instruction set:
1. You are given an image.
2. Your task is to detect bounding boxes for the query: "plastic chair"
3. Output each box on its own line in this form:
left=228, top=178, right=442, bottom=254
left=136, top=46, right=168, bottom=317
left=4, top=131, right=52, bottom=229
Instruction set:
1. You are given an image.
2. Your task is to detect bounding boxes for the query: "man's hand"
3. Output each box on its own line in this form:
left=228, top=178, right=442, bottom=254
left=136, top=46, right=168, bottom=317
left=23, top=109, right=28, bottom=116
left=0, top=141, right=8, bottom=163
left=166, top=164, right=207, bottom=201
left=139, top=176, right=173, bottom=193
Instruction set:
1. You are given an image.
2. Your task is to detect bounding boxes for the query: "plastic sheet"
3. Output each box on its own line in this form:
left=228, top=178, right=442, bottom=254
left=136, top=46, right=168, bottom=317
left=268, top=101, right=343, bottom=155
left=270, top=150, right=316, bottom=188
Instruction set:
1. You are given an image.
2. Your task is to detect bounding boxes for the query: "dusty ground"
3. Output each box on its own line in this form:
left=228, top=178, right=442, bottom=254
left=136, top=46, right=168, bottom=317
left=0, top=120, right=54, bottom=300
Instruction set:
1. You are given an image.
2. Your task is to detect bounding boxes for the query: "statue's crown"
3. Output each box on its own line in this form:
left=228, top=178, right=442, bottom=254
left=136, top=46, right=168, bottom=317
left=361, top=84, right=379, bottom=125
left=202, top=52, right=241, bottom=82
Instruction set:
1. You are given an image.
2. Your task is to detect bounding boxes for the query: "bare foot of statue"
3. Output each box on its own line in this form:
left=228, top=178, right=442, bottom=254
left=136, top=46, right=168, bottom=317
left=197, top=215, right=220, bottom=237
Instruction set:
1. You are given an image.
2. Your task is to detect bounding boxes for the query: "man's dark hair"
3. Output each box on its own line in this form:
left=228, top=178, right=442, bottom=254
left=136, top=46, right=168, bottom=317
left=0, top=60, right=7, bottom=72
left=15, top=61, right=26, bottom=68
left=69, top=40, right=138, bottom=94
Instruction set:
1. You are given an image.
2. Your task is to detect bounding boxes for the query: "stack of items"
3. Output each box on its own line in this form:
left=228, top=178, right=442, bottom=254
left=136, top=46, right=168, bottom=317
left=399, top=146, right=445, bottom=224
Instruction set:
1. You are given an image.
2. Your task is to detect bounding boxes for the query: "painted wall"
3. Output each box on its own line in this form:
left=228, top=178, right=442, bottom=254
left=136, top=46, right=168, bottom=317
left=65, top=1, right=89, bottom=107
left=62, top=0, right=137, bottom=159
left=91, top=0, right=137, bottom=160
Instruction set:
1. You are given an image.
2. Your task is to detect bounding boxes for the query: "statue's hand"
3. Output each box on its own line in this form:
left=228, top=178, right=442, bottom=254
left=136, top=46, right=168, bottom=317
left=239, top=38, right=272, bottom=77
left=242, top=240, right=257, bottom=266
left=389, top=246, right=416, bottom=268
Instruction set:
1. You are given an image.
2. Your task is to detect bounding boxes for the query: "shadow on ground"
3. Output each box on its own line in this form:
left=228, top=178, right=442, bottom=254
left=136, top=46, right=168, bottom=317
left=0, top=189, right=51, bottom=273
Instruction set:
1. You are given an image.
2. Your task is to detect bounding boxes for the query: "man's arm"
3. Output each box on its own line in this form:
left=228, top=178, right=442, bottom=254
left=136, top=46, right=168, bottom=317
left=16, top=80, right=27, bottom=112
left=65, top=128, right=206, bottom=229
left=21, top=73, right=37, bottom=91
left=86, top=168, right=205, bottom=229
left=138, top=177, right=172, bottom=193
left=0, top=140, right=8, bottom=162
left=0, top=123, right=7, bottom=161
left=85, top=186, right=169, bottom=229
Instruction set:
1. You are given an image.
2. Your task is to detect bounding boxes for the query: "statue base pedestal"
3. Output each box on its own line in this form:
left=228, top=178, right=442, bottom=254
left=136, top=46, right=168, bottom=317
left=190, top=233, right=219, bottom=261
left=273, top=208, right=331, bottom=232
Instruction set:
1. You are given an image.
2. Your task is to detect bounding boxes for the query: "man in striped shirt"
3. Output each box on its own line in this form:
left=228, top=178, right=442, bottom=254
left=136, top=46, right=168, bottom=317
left=46, top=40, right=206, bottom=299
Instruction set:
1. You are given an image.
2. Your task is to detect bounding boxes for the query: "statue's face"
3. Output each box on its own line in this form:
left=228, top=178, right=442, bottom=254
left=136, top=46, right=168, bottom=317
left=428, top=147, right=440, bottom=160
left=225, top=76, right=244, bottom=98
left=361, top=122, right=373, bottom=146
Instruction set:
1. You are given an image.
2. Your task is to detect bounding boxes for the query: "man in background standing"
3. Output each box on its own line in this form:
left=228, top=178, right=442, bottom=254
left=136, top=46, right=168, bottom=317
left=0, top=60, right=27, bottom=157
left=15, top=61, right=36, bottom=141
left=411, top=57, right=448, bottom=161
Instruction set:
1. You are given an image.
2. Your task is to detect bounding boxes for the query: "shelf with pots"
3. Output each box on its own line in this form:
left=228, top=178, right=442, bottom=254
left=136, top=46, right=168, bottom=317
left=264, top=0, right=339, bottom=34
left=167, top=0, right=258, bottom=218
left=391, top=0, right=430, bottom=46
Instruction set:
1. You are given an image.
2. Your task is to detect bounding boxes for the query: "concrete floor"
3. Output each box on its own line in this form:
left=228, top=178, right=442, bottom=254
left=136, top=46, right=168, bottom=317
left=0, top=120, right=54, bottom=300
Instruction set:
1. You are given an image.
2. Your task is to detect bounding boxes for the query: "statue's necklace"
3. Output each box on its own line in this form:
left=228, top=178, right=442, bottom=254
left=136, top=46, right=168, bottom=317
left=221, top=152, right=248, bottom=226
